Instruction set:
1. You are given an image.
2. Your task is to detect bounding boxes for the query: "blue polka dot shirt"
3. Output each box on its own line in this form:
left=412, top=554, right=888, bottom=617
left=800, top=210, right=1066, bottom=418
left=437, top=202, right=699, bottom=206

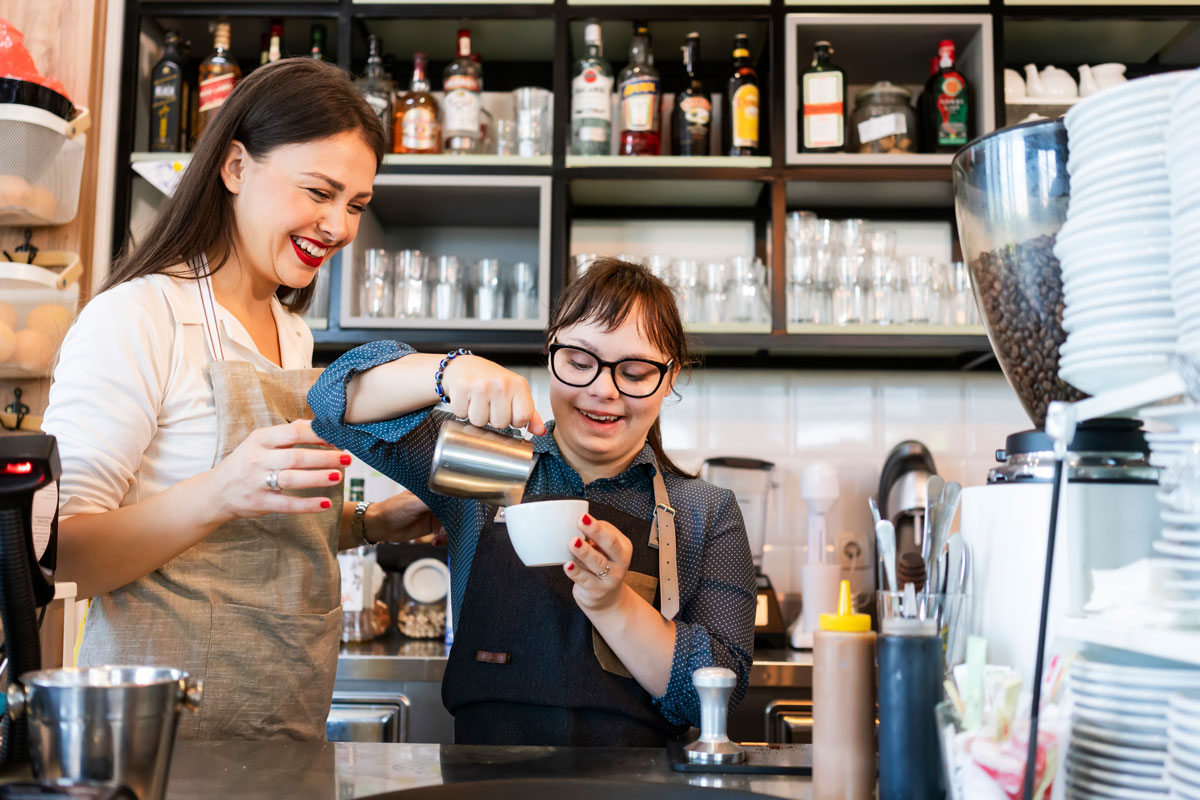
left=308, top=340, right=756, bottom=728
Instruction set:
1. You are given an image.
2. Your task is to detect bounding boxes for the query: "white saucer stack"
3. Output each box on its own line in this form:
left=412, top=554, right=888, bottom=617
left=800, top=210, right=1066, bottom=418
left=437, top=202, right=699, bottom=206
left=1067, top=655, right=1200, bottom=799
left=1140, top=403, right=1200, bottom=619
left=1167, top=72, right=1200, bottom=358
left=1055, top=72, right=1189, bottom=395
left=1168, top=692, right=1200, bottom=798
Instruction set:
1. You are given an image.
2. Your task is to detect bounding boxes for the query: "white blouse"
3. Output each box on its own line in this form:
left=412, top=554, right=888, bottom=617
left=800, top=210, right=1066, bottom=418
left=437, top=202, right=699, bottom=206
left=42, top=272, right=314, bottom=518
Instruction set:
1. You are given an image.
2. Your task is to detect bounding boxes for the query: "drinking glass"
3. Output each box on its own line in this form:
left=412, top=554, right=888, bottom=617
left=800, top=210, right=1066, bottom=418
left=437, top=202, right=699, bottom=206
left=786, top=210, right=819, bottom=259
left=906, top=256, right=934, bottom=324
left=701, top=260, right=728, bottom=325
left=394, top=249, right=428, bottom=319
left=430, top=256, right=464, bottom=321
left=673, top=258, right=702, bottom=324
left=360, top=248, right=393, bottom=318
left=948, top=261, right=978, bottom=326
left=572, top=253, right=597, bottom=280
left=475, top=258, right=503, bottom=321
left=787, top=239, right=817, bottom=324
left=866, top=231, right=898, bottom=325
left=494, top=119, right=518, bottom=157
left=645, top=254, right=674, bottom=290
left=510, top=261, right=539, bottom=320
left=513, top=87, right=553, bottom=157
left=730, top=255, right=769, bottom=324
left=832, top=252, right=865, bottom=326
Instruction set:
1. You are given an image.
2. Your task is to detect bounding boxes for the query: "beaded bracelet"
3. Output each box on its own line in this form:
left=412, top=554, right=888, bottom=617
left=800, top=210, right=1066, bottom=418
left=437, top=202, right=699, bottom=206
left=435, top=348, right=472, bottom=404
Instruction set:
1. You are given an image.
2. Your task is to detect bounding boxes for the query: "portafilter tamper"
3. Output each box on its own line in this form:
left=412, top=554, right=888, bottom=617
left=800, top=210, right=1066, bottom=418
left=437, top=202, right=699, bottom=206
left=684, top=667, right=746, bottom=765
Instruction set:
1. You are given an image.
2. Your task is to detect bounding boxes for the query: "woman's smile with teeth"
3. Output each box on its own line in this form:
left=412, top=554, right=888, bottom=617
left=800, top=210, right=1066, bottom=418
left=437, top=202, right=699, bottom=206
left=580, top=409, right=621, bottom=422
left=291, top=236, right=328, bottom=258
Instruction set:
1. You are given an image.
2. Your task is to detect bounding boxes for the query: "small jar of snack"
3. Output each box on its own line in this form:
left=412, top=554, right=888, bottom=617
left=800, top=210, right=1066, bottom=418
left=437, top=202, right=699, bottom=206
left=850, top=82, right=916, bottom=154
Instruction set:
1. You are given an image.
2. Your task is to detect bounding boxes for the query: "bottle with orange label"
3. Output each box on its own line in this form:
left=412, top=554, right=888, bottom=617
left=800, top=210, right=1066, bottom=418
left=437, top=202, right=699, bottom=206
left=394, top=52, right=442, bottom=154
left=801, top=41, right=844, bottom=153
left=727, top=34, right=758, bottom=157
left=196, top=20, right=241, bottom=142
left=923, top=39, right=971, bottom=153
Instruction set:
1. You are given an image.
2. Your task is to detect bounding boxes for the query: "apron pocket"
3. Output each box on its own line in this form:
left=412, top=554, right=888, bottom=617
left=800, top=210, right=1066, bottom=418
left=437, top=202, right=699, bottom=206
left=198, top=602, right=341, bottom=741
left=592, top=571, right=659, bottom=679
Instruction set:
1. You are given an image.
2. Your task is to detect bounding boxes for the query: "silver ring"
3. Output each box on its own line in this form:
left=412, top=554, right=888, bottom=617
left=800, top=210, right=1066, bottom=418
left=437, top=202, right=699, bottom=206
left=265, top=469, right=281, bottom=492
left=597, top=563, right=611, bottom=580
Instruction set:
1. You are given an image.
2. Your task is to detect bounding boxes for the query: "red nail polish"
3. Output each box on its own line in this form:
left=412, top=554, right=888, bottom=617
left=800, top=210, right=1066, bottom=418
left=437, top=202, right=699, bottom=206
left=573, top=538, right=582, bottom=548
left=566, top=563, right=575, bottom=572
left=582, top=514, right=593, bottom=525
left=329, top=472, right=340, bottom=481
left=320, top=499, right=331, bottom=509
left=340, top=455, right=352, bottom=465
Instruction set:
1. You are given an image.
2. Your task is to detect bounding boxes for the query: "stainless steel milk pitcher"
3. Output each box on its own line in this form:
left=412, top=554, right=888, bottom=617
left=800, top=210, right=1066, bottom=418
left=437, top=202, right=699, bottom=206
left=428, top=411, right=535, bottom=506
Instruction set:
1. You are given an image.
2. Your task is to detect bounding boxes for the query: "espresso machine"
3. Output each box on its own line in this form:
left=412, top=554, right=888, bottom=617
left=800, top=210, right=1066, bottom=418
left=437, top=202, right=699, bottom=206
left=700, top=457, right=787, bottom=650
left=0, top=434, right=60, bottom=768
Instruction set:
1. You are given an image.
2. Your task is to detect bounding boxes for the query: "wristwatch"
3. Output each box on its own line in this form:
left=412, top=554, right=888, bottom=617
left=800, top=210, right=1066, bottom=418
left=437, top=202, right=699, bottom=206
left=352, top=501, right=374, bottom=545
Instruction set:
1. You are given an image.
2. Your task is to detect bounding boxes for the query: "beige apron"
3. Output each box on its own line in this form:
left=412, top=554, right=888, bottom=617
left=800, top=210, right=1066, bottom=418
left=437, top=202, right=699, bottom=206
left=78, top=270, right=342, bottom=741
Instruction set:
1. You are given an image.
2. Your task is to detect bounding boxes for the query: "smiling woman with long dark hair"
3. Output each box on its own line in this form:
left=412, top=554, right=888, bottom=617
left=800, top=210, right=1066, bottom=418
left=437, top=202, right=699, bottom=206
left=42, top=59, right=439, bottom=740
left=308, top=258, right=756, bottom=747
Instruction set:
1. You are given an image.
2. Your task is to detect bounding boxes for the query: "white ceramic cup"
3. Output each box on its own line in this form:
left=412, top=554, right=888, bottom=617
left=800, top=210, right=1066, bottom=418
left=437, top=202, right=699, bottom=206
left=505, top=499, right=589, bottom=566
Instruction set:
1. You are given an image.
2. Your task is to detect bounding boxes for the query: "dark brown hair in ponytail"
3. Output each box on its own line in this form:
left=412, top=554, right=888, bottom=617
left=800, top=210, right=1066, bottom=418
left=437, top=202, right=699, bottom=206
left=546, top=257, right=696, bottom=478
left=103, top=58, right=385, bottom=313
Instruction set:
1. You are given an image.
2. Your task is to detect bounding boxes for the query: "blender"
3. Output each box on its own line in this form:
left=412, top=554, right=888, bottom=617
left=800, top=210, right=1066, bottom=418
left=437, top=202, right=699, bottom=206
left=700, top=457, right=787, bottom=650
left=951, top=120, right=1160, bottom=685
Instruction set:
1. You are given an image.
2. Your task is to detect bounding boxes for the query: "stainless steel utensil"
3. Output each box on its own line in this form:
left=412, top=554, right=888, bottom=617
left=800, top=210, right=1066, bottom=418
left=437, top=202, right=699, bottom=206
left=875, top=518, right=898, bottom=592
left=6, top=666, right=202, bottom=800
left=428, top=411, right=535, bottom=506
left=926, top=480, right=961, bottom=593
left=921, top=475, right=945, bottom=551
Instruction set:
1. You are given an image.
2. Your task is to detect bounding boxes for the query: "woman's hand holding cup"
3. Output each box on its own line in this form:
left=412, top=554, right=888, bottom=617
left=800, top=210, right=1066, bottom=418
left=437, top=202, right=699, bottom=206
left=207, top=419, right=348, bottom=524
left=565, top=514, right=634, bottom=613
left=439, top=355, right=546, bottom=435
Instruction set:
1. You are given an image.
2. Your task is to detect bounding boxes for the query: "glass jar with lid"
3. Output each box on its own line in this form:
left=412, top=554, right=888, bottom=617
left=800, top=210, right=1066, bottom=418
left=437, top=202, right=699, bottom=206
left=850, top=82, right=916, bottom=154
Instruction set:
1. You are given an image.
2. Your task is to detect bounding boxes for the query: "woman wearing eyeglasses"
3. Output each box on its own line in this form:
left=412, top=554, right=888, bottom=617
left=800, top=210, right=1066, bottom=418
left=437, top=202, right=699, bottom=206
left=308, top=257, right=755, bottom=747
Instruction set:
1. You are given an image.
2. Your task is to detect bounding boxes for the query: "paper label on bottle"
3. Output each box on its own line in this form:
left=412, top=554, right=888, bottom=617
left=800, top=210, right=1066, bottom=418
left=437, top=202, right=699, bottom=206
left=802, top=72, right=844, bottom=148
left=31, top=482, right=56, bottom=561
left=936, top=74, right=969, bottom=147
left=198, top=73, right=236, bottom=113
left=619, top=76, right=660, bottom=132
left=402, top=106, right=439, bottom=151
left=755, top=593, right=769, bottom=627
left=573, top=70, right=614, bottom=121
left=443, top=89, right=482, bottom=137
left=857, top=112, right=907, bottom=144
left=679, top=95, right=711, bottom=127
left=732, top=84, right=759, bottom=148
left=338, top=552, right=372, bottom=612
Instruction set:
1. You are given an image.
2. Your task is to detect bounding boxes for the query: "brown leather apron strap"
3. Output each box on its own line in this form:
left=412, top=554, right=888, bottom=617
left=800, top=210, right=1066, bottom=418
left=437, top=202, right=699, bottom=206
left=651, top=469, right=678, bottom=621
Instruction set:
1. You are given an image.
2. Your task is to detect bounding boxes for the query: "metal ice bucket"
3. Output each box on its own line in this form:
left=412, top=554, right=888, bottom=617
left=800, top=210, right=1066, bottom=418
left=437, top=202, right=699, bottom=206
left=6, top=666, right=202, bottom=800
left=428, top=411, right=535, bottom=506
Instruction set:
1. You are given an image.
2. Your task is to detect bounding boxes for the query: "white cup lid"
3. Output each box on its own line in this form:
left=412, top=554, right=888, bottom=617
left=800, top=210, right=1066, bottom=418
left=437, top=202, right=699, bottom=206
left=403, top=558, right=450, bottom=604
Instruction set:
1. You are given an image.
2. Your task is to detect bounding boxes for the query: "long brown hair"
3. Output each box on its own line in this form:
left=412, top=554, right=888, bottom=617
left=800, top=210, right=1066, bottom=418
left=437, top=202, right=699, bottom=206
left=547, top=257, right=696, bottom=478
left=104, top=58, right=385, bottom=313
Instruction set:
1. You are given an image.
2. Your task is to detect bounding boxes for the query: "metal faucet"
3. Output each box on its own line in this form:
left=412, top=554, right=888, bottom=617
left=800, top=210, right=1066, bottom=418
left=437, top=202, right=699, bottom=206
left=684, top=667, right=745, bottom=765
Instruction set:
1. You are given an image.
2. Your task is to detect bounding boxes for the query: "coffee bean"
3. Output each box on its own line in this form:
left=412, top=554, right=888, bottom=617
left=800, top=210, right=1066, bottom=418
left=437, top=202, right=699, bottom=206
left=970, top=233, right=1087, bottom=427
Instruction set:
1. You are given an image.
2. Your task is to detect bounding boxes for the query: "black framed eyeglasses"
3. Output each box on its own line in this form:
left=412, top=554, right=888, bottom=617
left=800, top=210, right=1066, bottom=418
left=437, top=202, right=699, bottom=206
left=548, top=344, right=674, bottom=399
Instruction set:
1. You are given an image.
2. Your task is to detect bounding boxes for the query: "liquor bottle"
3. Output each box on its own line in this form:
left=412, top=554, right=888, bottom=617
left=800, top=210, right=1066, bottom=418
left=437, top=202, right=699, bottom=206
left=309, top=24, right=326, bottom=60
left=196, top=20, right=242, bottom=142
left=671, top=32, right=710, bottom=157
left=923, top=40, right=971, bottom=153
left=395, top=52, right=442, bottom=154
left=727, top=33, right=759, bottom=157
left=618, top=21, right=661, bottom=156
left=916, top=56, right=938, bottom=152
left=356, top=34, right=395, bottom=153
left=149, top=31, right=188, bottom=152
left=443, top=28, right=483, bottom=155
left=571, top=19, right=614, bottom=156
left=801, top=40, right=845, bottom=153
left=267, top=20, right=283, bottom=63
left=259, top=33, right=269, bottom=68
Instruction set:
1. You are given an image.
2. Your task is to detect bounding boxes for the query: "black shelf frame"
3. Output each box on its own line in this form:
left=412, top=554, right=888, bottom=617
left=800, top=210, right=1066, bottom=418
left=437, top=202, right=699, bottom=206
left=112, top=0, right=1200, bottom=367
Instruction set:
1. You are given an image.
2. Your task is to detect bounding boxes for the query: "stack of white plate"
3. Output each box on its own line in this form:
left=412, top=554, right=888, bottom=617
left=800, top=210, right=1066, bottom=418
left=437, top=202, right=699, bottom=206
left=1067, top=655, right=1200, bottom=799
left=1166, top=72, right=1200, bottom=357
left=1168, top=693, right=1200, bottom=798
left=1054, top=72, right=1189, bottom=395
left=1139, top=402, right=1200, bottom=619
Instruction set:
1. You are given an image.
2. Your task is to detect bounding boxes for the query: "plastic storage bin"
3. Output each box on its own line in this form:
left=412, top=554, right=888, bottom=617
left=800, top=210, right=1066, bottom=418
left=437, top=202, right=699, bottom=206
left=0, top=105, right=89, bottom=227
